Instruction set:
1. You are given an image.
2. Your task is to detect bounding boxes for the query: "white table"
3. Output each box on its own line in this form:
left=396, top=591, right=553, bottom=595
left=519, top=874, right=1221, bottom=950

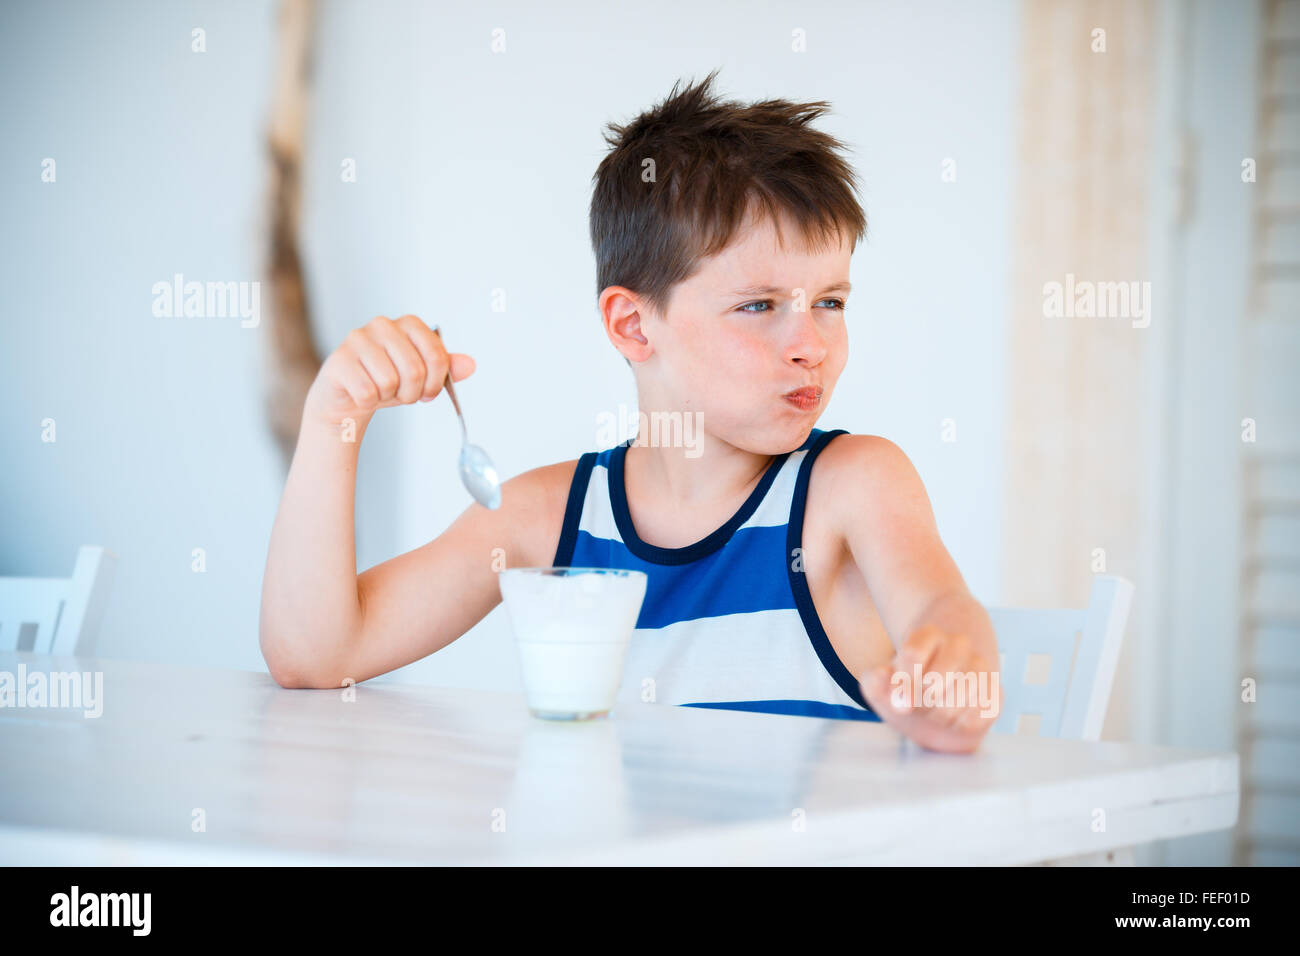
left=0, top=651, right=1239, bottom=865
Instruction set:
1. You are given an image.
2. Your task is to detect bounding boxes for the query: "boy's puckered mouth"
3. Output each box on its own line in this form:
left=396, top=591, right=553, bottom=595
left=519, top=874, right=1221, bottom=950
left=783, top=386, right=823, bottom=401
left=783, top=386, right=824, bottom=411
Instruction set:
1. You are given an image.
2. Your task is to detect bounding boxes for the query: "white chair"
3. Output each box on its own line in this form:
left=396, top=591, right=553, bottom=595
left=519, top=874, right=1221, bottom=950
left=989, top=574, right=1134, bottom=741
left=0, top=546, right=117, bottom=656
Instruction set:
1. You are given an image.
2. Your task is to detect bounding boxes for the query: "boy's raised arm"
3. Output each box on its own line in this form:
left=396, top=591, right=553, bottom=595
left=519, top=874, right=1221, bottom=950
left=258, top=314, right=485, bottom=688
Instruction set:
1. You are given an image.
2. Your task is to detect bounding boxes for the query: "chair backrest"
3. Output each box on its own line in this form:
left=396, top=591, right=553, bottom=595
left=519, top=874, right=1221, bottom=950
left=989, top=574, right=1134, bottom=741
left=0, top=546, right=117, bottom=655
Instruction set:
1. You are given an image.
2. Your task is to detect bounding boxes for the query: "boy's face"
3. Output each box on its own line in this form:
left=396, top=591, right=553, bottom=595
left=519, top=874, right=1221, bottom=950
left=617, top=207, right=852, bottom=456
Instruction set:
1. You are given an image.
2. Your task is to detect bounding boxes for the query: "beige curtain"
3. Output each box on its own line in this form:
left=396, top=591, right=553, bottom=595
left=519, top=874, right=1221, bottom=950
left=1002, top=0, right=1159, bottom=739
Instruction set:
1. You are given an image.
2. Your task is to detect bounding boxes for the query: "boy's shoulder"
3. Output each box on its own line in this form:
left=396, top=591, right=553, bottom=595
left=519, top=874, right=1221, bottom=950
left=815, top=431, right=910, bottom=474
left=501, top=457, right=583, bottom=568
left=808, top=432, right=926, bottom=534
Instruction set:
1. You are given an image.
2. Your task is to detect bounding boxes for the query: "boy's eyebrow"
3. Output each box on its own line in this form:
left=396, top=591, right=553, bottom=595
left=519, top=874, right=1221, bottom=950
left=729, top=281, right=852, bottom=296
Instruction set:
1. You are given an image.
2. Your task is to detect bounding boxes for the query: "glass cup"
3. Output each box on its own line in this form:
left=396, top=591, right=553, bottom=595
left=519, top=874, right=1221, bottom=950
left=498, top=567, right=648, bottom=721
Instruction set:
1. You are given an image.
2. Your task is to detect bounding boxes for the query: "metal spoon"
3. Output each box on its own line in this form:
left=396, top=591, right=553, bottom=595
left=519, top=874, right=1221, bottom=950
left=431, top=326, right=501, bottom=510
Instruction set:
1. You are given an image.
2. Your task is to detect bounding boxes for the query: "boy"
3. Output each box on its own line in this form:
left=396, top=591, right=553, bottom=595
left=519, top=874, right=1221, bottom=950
left=259, top=71, right=1002, bottom=754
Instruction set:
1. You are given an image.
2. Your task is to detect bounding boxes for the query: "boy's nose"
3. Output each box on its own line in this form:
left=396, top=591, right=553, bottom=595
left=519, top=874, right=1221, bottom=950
left=784, top=311, right=829, bottom=366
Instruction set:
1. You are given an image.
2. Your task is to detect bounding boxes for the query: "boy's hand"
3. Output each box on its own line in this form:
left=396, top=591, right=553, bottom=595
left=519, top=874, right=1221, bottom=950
left=303, top=315, right=476, bottom=427
left=858, top=625, right=1003, bottom=754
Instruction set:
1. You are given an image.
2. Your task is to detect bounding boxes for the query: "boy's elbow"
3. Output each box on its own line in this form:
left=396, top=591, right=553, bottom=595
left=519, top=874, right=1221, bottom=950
left=259, top=599, right=361, bottom=689
left=262, top=645, right=306, bottom=688
left=259, top=628, right=322, bottom=689
left=266, top=660, right=312, bottom=689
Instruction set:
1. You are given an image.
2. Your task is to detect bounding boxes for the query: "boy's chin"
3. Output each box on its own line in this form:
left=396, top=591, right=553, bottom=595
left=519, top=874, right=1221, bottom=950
left=724, top=418, right=822, bottom=456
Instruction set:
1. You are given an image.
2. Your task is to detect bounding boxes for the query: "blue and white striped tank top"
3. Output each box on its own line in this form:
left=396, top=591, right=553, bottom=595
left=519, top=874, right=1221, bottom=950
left=551, top=427, right=881, bottom=722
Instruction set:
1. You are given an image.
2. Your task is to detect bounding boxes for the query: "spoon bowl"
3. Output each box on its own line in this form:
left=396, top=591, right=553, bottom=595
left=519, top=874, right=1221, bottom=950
left=432, top=325, right=501, bottom=510
left=459, top=442, right=501, bottom=510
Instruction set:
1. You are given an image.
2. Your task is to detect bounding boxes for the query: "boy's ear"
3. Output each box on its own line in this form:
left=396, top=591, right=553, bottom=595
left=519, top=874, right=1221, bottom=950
left=600, top=286, right=653, bottom=364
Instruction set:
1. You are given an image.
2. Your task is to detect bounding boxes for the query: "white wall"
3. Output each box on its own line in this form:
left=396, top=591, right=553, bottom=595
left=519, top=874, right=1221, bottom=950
left=1, top=0, right=1016, bottom=690
left=0, top=1, right=283, bottom=671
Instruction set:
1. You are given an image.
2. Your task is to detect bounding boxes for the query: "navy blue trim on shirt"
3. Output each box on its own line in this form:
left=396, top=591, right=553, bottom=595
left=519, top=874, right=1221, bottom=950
left=786, top=428, right=879, bottom=718
left=795, top=428, right=822, bottom=452
left=681, top=698, right=881, bottom=722
left=607, top=438, right=794, bottom=566
left=551, top=452, right=597, bottom=567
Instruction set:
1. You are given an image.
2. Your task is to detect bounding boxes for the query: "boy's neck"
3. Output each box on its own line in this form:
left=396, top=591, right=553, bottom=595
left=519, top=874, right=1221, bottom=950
left=624, top=431, right=776, bottom=511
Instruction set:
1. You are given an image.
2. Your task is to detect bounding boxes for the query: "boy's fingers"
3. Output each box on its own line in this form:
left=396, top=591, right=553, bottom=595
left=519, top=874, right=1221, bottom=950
left=926, top=701, right=968, bottom=730
left=897, top=626, right=944, bottom=674
left=860, top=657, right=993, bottom=750
left=860, top=664, right=909, bottom=717
left=369, top=317, right=428, bottom=404
left=863, top=665, right=890, bottom=702
left=921, top=638, right=969, bottom=723
left=338, top=360, right=380, bottom=410
left=347, top=329, right=401, bottom=403
left=881, top=628, right=943, bottom=715
left=394, top=314, right=449, bottom=400
left=427, top=324, right=477, bottom=385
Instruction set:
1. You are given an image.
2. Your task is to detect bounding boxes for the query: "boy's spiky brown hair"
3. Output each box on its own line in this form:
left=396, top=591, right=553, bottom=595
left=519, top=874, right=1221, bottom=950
left=589, top=68, right=868, bottom=327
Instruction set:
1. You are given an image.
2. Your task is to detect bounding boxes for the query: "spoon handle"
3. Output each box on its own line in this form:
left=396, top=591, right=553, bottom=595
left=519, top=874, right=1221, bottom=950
left=443, top=373, right=468, bottom=444
left=431, top=326, right=468, bottom=444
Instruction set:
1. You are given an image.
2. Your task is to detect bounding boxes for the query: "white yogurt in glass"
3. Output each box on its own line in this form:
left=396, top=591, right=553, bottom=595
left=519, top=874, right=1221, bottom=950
left=498, top=568, right=647, bottom=720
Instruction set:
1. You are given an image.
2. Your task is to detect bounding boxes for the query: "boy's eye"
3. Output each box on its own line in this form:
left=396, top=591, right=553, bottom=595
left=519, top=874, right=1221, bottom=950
left=737, top=298, right=847, bottom=313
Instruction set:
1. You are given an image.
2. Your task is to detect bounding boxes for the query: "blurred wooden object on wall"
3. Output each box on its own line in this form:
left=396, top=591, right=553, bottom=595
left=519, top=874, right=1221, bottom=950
left=264, top=0, right=322, bottom=467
